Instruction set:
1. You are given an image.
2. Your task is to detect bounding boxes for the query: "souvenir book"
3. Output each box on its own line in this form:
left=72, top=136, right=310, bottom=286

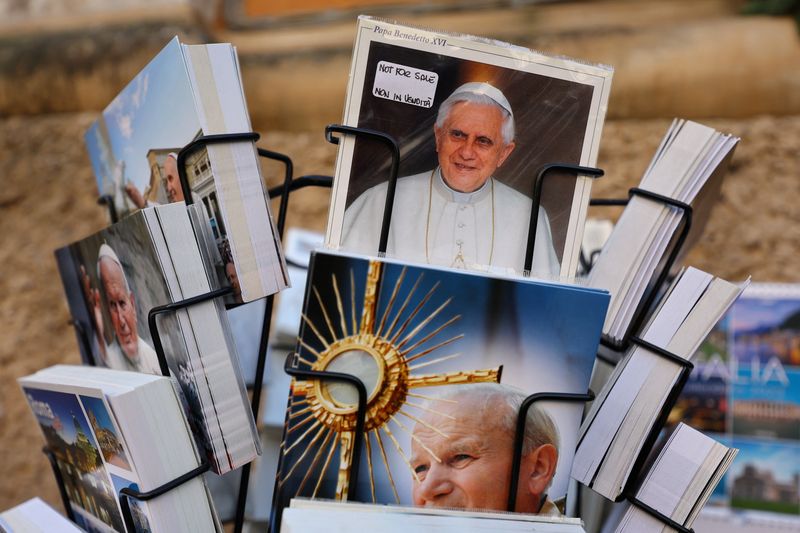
left=283, top=499, right=587, bottom=532
left=55, top=203, right=259, bottom=474
left=85, top=36, right=288, bottom=303
left=588, top=119, right=739, bottom=342
left=19, top=365, right=221, bottom=533
left=573, top=267, right=746, bottom=500
left=0, top=497, right=82, bottom=533
left=270, top=250, right=609, bottom=528
left=672, top=283, right=800, bottom=518
left=606, top=423, right=737, bottom=533
left=326, top=16, right=613, bottom=279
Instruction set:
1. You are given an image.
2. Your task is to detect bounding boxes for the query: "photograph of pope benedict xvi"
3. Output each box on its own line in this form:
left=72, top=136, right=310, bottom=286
left=343, top=82, right=561, bottom=276
left=333, top=39, right=604, bottom=278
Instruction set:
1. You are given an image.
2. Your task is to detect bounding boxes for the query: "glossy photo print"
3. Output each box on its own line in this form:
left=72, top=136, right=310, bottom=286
left=327, top=17, right=612, bottom=278
left=271, top=250, right=609, bottom=527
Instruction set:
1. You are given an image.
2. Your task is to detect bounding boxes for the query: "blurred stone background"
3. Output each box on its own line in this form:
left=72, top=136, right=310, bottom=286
left=1, top=0, right=798, bottom=526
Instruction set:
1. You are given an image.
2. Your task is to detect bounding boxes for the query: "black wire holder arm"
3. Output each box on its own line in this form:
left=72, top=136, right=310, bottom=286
left=282, top=352, right=368, bottom=489
left=269, top=352, right=369, bottom=533
left=68, top=318, right=96, bottom=367
left=507, top=390, right=595, bottom=512
left=593, top=188, right=694, bottom=358
left=616, top=336, right=695, bottom=533
left=524, top=163, right=604, bottom=276
left=118, top=460, right=212, bottom=532
left=42, top=447, right=76, bottom=523
left=147, top=287, right=234, bottom=377
left=325, top=124, right=400, bottom=255
left=97, top=194, right=118, bottom=224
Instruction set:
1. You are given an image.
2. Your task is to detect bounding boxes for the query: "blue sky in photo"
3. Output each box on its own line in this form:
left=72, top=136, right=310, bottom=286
left=85, top=37, right=200, bottom=193
left=728, top=437, right=800, bottom=483
left=80, top=395, right=119, bottom=437
left=731, top=296, right=800, bottom=332
left=109, top=473, right=139, bottom=494
left=23, top=387, right=97, bottom=448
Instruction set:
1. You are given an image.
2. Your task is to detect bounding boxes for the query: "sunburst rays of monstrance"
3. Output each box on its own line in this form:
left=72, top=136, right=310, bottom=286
left=279, top=259, right=501, bottom=503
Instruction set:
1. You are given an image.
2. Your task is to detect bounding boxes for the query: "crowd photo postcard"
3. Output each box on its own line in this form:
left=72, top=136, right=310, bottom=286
left=326, top=17, right=613, bottom=279
left=271, top=250, right=609, bottom=527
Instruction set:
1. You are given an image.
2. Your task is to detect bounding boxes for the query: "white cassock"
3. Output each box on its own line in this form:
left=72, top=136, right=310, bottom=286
left=341, top=168, right=560, bottom=276
left=104, top=337, right=162, bottom=375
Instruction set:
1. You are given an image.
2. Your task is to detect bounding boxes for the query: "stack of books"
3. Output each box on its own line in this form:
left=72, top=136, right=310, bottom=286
left=607, top=423, right=737, bottom=532
left=0, top=498, right=83, bottom=533
left=271, top=250, right=609, bottom=526
left=573, top=267, right=746, bottom=500
left=20, top=366, right=220, bottom=532
left=283, top=499, right=587, bottom=532
left=588, top=119, right=739, bottom=342
left=85, top=36, right=288, bottom=304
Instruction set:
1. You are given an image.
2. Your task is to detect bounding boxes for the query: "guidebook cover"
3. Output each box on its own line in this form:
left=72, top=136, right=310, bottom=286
left=327, top=17, right=613, bottom=278
left=673, top=284, right=800, bottom=516
left=271, top=250, right=609, bottom=527
left=21, top=386, right=147, bottom=533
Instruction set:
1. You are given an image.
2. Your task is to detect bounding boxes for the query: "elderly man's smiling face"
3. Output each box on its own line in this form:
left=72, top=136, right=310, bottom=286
left=410, top=393, right=514, bottom=511
left=434, top=101, right=515, bottom=193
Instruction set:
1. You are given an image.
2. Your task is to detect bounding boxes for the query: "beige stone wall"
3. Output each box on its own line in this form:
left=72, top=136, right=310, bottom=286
left=1, top=1, right=799, bottom=128
left=0, top=0, right=188, bottom=25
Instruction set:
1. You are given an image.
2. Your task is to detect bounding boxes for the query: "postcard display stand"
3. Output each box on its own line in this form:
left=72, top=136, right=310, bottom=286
left=46, top=126, right=695, bottom=533
left=45, top=130, right=327, bottom=533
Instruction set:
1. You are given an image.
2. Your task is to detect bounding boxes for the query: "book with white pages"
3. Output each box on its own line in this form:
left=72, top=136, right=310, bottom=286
left=588, top=119, right=739, bottom=343
left=604, top=423, right=737, bottom=533
left=0, top=497, right=83, bottom=533
left=55, top=203, right=259, bottom=475
left=572, top=267, right=747, bottom=500
left=85, top=36, right=288, bottom=305
left=19, top=365, right=221, bottom=533
left=284, top=499, right=586, bottom=532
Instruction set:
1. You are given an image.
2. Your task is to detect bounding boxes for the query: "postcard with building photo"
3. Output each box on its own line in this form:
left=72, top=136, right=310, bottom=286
left=730, top=287, right=800, bottom=442
left=326, top=17, right=613, bottom=279
left=84, top=36, right=284, bottom=304
left=728, top=437, right=800, bottom=515
left=270, top=250, right=609, bottom=527
left=21, top=387, right=125, bottom=532
left=673, top=283, right=800, bottom=518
